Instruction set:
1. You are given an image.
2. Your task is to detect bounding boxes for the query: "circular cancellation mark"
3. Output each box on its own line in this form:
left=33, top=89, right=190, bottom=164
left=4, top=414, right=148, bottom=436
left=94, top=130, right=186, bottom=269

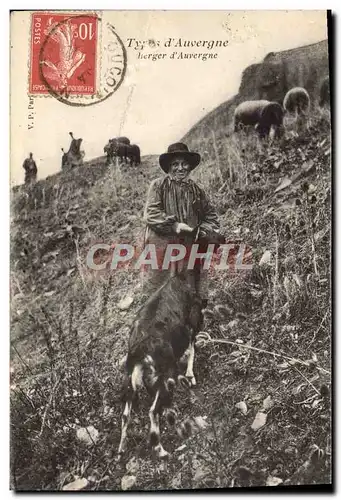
left=38, top=14, right=127, bottom=107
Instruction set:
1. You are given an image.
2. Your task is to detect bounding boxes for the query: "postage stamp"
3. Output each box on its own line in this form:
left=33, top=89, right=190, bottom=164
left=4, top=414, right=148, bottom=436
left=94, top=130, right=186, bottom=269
left=29, top=11, right=127, bottom=106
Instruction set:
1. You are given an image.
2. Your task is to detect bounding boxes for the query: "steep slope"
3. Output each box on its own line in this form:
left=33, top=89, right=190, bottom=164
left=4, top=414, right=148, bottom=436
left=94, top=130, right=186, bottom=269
left=11, top=50, right=331, bottom=490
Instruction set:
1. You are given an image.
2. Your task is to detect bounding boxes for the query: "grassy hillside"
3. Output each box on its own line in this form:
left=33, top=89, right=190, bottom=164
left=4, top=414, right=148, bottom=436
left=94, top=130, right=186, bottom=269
left=10, top=107, right=331, bottom=490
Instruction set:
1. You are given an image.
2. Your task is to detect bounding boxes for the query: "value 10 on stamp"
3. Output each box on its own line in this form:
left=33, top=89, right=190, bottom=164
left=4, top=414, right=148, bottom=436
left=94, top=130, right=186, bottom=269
left=29, top=11, right=127, bottom=107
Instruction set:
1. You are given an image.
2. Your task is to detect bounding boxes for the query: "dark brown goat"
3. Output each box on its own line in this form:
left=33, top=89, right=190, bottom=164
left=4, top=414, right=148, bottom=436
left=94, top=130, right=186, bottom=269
left=118, top=230, right=225, bottom=458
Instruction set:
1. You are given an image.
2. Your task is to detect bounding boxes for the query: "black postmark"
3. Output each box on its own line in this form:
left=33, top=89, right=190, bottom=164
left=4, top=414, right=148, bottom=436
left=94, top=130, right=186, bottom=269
left=38, top=15, right=127, bottom=107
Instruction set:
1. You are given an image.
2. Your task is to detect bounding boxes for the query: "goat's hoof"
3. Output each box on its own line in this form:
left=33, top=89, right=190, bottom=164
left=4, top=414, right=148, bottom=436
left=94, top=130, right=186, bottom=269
left=178, top=375, right=190, bottom=389
left=188, top=376, right=197, bottom=387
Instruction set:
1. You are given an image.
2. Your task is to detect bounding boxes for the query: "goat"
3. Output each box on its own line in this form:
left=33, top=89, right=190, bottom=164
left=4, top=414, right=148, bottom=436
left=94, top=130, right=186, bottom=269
left=117, top=229, right=225, bottom=458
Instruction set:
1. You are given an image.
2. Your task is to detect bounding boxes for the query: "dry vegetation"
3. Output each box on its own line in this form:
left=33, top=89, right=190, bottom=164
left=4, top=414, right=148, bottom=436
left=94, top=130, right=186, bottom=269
left=10, top=108, right=331, bottom=491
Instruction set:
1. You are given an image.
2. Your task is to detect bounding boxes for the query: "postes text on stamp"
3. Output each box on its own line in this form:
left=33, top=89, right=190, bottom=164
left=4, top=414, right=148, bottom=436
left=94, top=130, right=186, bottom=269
left=29, top=12, right=127, bottom=107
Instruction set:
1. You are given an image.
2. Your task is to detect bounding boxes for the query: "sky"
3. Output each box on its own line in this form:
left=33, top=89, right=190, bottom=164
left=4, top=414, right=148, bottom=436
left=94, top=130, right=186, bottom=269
left=10, top=10, right=328, bottom=186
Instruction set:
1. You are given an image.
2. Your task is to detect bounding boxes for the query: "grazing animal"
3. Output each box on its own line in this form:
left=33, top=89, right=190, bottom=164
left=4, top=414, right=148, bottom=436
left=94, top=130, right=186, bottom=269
left=110, top=140, right=128, bottom=163
left=105, top=139, right=141, bottom=166
left=234, top=100, right=284, bottom=139
left=118, top=229, right=225, bottom=458
left=283, top=87, right=310, bottom=116
left=62, top=132, right=84, bottom=169
left=104, top=137, right=130, bottom=164
left=125, top=144, right=141, bottom=166
left=319, top=76, right=330, bottom=107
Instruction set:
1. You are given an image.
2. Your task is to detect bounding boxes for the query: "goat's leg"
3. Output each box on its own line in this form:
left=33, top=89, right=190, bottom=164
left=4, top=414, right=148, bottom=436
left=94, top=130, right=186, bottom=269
left=118, top=381, right=133, bottom=456
left=149, top=389, right=169, bottom=458
left=185, top=341, right=196, bottom=386
left=162, top=377, right=178, bottom=427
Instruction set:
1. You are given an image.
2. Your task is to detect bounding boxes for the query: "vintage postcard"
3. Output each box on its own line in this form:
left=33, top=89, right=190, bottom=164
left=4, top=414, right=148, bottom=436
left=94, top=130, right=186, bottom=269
left=10, top=10, right=332, bottom=491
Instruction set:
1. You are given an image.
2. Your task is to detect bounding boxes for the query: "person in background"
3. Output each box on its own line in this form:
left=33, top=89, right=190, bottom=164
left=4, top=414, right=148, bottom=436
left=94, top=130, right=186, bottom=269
left=22, top=152, right=37, bottom=185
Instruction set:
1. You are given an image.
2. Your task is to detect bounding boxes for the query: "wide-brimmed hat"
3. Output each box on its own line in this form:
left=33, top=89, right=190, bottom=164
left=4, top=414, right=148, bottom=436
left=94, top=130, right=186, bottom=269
left=159, top=143, right=201, bottom=173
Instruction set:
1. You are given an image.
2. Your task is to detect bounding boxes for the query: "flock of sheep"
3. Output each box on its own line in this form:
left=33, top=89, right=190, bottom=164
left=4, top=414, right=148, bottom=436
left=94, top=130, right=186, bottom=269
left=233, top=76, right=330, bottom=139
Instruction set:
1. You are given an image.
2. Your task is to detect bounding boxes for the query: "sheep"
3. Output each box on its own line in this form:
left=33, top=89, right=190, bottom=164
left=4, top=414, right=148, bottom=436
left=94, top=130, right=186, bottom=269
left=234, top=100, right=284, bottom=139
left=283, top=87, right=310, bottom=116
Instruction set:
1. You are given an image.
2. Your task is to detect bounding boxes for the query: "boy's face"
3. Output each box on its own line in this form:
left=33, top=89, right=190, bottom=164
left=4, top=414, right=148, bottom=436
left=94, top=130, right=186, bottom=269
left=169, top=156, right=191, bottom=180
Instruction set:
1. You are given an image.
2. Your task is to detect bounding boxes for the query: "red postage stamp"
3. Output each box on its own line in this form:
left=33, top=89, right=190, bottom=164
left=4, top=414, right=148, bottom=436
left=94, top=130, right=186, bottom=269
left=29, top=12, right=98, bottom=96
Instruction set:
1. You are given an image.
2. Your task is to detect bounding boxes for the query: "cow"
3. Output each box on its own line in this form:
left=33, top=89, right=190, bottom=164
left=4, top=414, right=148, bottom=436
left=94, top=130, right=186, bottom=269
left=61, top=132, right=84, bottom=170
left=105, top=140, right=141, bottom=166
left=125, top=144, right=141, bottom=166
left=104, top=138, right=130, bottom=164
left=117, top=229, right=225, bottom=458
left=319, top=76, right=330, bottom=107
left=283, top=87, right=310, bottom=116
left=234, top=100, right=284, bottom=139
left=109, top=140, right=128, bottom=164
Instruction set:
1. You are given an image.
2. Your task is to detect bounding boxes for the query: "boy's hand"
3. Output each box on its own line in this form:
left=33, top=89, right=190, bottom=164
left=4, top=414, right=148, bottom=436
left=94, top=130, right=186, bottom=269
left=174, top=222, right=194, bottom=234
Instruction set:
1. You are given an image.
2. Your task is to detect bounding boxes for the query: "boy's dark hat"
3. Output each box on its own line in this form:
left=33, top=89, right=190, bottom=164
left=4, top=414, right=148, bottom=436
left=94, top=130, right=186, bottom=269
left=159, top=143, right=201, bottom=173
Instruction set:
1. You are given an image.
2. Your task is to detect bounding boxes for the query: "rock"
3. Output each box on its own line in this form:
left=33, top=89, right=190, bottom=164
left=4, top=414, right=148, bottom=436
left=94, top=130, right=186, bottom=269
left=118, top=296, right=134, bottom=310
left=262, top=395, right=274, bottom=410
left=121, top=475, right=136, bottom=491
left=62, top=478, right=88, bottom=491
left=235, top=401, right=248, bottom=415
left=266, top=476, right=283, bottom=486
left=251, top=411, right=267, bottom=431
left=194, top=416, right=208, bottom=430
left=76, top=426, right=99, bottom=446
